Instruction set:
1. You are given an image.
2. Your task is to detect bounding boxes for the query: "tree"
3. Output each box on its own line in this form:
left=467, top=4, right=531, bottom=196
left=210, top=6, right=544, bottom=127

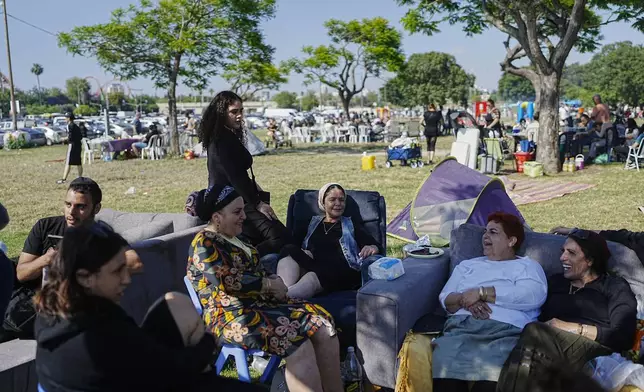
left=59, top=0, right=276, bottom=155
left=385, top=52, right=474, bottom=107
left=272, top=91, right=297, bottom=109
left=223, top=54, right=289, bottom=100
left=65, top=77, right=92, bottom=104
left=498, top=72, right=536, bottom=102
left=286, top=17, right=404, bottom=116
left=30, top=64, right=44, bottom=105
left=74, top=105, right=100, bottom=116
left=300, top=90, right=319, bottom=111
left=397, top=0, right=644, bottom=174
left=583, top=41, right=644, bottom=107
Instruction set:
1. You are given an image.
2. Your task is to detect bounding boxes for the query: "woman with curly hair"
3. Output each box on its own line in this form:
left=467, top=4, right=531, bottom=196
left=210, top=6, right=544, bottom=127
left=185, top=184, right=343, bottom=392
left=198, top=91, right=289, bottom=256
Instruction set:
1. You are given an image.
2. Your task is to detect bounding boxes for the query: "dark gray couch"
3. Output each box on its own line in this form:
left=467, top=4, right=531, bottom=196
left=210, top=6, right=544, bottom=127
left=357, top=223, right=644, bottom=389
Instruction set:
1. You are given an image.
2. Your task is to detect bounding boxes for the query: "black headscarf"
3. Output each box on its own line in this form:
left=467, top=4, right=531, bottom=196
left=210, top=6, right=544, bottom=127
left=185, top=184, right=240, bottom=221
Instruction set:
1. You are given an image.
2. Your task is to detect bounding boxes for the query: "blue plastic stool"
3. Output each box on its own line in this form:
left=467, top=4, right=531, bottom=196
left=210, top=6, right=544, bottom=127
left=183, top=276, right=281, bottom=384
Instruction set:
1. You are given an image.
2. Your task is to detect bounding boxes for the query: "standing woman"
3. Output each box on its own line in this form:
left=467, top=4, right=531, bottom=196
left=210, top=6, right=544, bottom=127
left=57, top=112, right=83, bottom=184
left=485, top=99, right=503, bottom=138
left=198, top=91, right=289, bottom=256
left=420, top=103, right=443, bottom=164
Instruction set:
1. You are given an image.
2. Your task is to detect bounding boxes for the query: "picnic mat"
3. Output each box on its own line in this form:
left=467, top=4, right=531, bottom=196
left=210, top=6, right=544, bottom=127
left=499, top=176, right=595, bottom=206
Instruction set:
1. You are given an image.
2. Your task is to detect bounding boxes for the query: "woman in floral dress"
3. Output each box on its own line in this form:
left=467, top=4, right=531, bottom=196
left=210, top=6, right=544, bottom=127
left=185, top=184, right=343, bottom=392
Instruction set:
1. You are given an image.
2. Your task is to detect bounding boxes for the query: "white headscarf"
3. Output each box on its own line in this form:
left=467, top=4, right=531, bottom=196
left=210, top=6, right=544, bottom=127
left=318, top=183, right=343, bottom=211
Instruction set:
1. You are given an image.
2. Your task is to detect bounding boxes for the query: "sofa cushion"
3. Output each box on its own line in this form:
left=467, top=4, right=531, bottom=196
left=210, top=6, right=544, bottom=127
left=155, top=213, right=204, bottom=232
left=451, top=224, right=644, bottom=309
left=120, top=221, right=174, bottom=244
left=97, top=209, right=203, bottom=235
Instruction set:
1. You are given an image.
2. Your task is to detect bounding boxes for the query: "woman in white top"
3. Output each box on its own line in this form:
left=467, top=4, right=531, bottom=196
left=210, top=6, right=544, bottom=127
left=432, top=212, right=547, bottom=392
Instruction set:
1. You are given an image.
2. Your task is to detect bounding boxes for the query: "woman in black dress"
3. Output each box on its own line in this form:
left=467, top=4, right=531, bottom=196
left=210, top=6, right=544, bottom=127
left=485, top=99, right=503, bottom=138
left=420, top=103, right=443, bottom=164
left=57, top=112, right=83, bottom=184
left=198, top=91, right=289, bottom=256
left=276, top=183, right=382, bottom=299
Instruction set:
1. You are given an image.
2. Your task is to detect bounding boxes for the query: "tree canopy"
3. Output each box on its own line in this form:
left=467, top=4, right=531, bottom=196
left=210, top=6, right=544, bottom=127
left=286, top=17, right=405, bottom=116
left=497, top=72, right=536, bottom=102
left=65, top=77, right=92, bottom=104
left=222, top=53, right=288, bottom=100
left=384, top=52, right=474, bottom=107
left=300, top=90, right=319, bottom=111
left=272, top=91, right=298, bottom=109
left=396, top=0, right=644, bottom=174
left=59, top=0, right=276, bottom=154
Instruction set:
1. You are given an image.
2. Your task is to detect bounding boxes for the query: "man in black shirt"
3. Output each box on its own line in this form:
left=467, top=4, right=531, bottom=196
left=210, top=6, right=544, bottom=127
left=18, top=178, right=143, bottom=284
left=551, top=226, right=644, bottom=267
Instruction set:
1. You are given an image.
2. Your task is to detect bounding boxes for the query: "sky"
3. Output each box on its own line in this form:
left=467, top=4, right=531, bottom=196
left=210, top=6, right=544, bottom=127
left=3, top=0, right=644, bottom=96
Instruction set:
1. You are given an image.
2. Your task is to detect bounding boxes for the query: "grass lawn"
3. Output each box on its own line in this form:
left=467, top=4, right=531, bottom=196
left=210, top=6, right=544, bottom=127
left=1, top=135, right=643, bottom=260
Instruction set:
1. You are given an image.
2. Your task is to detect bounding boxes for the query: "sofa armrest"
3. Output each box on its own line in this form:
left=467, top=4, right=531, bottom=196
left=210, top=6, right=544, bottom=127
left=121, top=225, right=206, bottom=323
left=357, top=250, right=450, bottom=389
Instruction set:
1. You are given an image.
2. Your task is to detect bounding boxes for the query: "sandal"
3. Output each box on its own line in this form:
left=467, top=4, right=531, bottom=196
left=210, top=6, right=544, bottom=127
left=56, top=179, right=66, bottom=184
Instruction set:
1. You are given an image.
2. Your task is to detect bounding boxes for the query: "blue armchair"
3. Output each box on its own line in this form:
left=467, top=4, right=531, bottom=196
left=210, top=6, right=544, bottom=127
left=274, top=189, right=387, bottom=350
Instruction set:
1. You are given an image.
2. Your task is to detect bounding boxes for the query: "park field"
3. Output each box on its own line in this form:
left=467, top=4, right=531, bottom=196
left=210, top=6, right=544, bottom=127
left=1, top=136, right=643, bottom=259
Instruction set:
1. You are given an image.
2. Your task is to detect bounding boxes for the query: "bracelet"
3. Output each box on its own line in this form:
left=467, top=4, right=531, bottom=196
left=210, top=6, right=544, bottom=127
left=479, top=286, right=487, bottom=302
left=577, top=323, right=583, bottom=335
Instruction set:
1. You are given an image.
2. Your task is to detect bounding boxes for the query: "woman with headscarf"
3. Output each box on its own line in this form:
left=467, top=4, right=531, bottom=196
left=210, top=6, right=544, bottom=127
left=198, top=91, right=289, bottom=256
left=497, top=229, right=637, bottom=391
left=185, top=185, right=344, bottom=392
left=276, top=183, right=383, bottom=299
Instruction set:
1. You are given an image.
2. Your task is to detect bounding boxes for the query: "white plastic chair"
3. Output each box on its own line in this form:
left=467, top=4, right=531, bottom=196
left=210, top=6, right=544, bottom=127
left=348, top=126, right=358, bottom=143
left=82, top=138, right=94, bottom=165
left=301, top=127, right=311, bottom=143
left=141, top=135, right=160, bottom=160
left=323, top=123, right=335, bottom=143
left=292, top=127, right=305, bottom=144
left=334, top=127, right=345, bottom=143
left=358, top=126, right=370, bottom=143
left=625, top=142, right=644, bottom=171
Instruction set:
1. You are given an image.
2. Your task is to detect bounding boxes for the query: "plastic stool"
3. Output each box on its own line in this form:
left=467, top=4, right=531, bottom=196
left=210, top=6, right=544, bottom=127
left=215, top=344, right=281, bottom=384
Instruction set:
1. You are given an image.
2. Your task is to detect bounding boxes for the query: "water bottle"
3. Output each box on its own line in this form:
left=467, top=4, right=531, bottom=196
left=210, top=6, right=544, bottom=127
left=344, top=347, right=363, bottom=392
left=251, top=356, right=269, bottom=374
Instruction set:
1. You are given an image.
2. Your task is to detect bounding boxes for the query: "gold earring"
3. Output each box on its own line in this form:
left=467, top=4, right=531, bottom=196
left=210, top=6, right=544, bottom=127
left=214, top=220, right=220, bottom=233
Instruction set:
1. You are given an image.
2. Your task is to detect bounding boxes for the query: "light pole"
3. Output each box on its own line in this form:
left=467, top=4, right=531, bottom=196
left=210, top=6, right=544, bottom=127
left=1, top=0, right=18, bottom=131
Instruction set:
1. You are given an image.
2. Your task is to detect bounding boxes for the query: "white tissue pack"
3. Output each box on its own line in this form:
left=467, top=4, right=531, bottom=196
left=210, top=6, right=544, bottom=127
left=368, top=257, right=405, bottom=281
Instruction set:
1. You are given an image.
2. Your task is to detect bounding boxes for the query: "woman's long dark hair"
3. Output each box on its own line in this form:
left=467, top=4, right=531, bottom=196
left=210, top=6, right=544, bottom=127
left=34, top=223, right=128, bottom=318
left=198, top=90, right=244, bottom=147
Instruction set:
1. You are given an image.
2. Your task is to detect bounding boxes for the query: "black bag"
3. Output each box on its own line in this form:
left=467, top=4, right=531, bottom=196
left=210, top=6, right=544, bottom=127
left=2, top=284, right=37, bottom=339
left=497, top=345, right=552, bottom=392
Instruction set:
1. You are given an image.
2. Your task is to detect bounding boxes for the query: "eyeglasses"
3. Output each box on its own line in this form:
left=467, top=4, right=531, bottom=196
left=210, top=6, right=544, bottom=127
left=569, top=228, right=591, bottom=240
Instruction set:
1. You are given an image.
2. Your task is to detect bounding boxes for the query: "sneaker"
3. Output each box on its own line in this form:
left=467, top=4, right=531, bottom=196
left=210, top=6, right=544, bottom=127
left=56, top=179, right=66, bottom=184
left=638, top=207, right=644, bottom=214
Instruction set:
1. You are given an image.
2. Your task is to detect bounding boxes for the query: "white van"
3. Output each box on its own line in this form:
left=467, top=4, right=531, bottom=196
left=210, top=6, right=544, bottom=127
left=263, top=108, right=297, bottom=119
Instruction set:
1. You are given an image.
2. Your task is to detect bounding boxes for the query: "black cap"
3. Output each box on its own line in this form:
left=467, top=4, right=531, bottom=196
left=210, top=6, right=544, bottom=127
left=65, top=112, right=75, bottom=120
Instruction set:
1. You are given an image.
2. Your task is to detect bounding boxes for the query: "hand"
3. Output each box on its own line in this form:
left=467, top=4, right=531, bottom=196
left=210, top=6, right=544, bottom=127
left=358, top=245, right=378, bottom=259
left=466, top=301, right=492, bottom=320
left=257, top=202, right=277, bottom=221
left=266, top=276, right=288, bottom=302
left=303, top=250, right=313, bottom=259
left=125, top=249, right=144, bottom=274
left=460, top=287, right=483, bottom=308
left=545, top=318, right=578, bottom=334
left=44, top=247, right=58, bottom=265
left=549, top=226, right=573, bottom=236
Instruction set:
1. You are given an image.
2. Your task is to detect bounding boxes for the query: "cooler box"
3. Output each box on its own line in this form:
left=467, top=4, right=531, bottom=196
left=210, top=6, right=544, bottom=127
left=524, top=161, right=544, bottom=177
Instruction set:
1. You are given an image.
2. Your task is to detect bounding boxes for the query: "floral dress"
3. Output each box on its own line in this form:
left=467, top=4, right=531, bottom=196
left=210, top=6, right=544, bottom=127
left=187, top=230, right=335, bottom=357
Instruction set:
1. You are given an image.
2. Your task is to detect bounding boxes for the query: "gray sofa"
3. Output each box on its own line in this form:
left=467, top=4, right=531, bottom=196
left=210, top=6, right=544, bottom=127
left=356, top=223, right=644, bottom=390
left=96, top=208, right=206, bottom=322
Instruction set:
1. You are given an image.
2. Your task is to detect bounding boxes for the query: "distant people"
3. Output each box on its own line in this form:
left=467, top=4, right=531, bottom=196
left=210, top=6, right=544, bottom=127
left=56, top=112, right=83, bottom=185
left=186, top=112, right=197, bottom=134
left=133, top=112, right=143, bottom=135
left=420, top=103, right=443, bottom=164
left=624, top=118, right=640, bottom=146
left=526, top=112, right=540, bottom=143
left=4, top=178, right=142, bottom=341
left=590, top=94, right=611, bottom=129
left=131, top=124, right=161, bottom=157
left=485, top=99, right=502, bottom=137
left=198, top=91, right=289, bottom=256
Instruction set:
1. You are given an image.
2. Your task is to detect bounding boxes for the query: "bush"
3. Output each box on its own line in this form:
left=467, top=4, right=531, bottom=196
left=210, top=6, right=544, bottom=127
left=5, top=133, right=29, bottom=150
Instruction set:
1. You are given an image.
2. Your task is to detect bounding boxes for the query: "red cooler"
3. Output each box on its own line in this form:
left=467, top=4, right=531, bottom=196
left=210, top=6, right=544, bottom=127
left=514, top=151, right=535, bottom=173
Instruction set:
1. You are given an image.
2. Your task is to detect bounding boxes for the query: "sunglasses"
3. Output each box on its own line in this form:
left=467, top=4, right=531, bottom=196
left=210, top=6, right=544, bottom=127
left=569, top=228, right=591, bottom=240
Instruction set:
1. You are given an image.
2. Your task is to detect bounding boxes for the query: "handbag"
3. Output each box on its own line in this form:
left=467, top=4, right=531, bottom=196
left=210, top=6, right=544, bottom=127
left=2, top=283, right=37, bottom=339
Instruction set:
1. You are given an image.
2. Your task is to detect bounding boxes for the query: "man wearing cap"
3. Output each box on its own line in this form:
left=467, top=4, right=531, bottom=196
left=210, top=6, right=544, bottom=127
left=56, top=112, right=83, bottom=185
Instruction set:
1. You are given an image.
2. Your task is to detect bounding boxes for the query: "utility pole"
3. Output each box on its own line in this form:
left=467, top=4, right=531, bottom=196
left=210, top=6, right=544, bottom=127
left=2, top=0, right=18, bottom=131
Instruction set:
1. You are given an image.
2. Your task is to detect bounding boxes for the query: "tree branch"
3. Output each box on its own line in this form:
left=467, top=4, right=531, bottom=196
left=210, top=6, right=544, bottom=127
left=553, top=0, right=588, bottom=70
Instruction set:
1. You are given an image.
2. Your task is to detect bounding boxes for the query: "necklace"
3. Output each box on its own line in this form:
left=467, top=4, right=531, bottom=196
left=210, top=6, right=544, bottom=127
left=569, top=283, right=583, bottom=295
left=323, top=221, right=338, bottom=235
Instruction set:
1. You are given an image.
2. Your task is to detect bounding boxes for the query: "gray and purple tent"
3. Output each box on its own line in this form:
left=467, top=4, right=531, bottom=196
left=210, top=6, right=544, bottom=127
left=387, top=157, right=527, bottom=247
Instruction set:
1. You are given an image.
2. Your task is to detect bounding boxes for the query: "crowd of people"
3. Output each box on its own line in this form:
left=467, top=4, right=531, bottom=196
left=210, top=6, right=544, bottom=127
left=2, top=90, right=644, bottom=391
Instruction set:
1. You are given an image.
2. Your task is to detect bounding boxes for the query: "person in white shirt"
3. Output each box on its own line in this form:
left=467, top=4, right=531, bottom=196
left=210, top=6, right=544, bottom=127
left=431, top=212, right=547, bottom=392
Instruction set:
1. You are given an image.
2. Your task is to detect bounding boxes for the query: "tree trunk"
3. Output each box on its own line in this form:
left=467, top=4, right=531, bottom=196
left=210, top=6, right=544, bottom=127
left=535, top=72, right=561, bottom=174
left=36, top=76, right=42, bottom=105
left=167, top=75, right=180, bottom=155
left=340, top=92, right=353, bottom=118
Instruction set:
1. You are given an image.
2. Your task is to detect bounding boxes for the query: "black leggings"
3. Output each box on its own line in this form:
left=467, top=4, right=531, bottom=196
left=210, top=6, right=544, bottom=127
left=433, top=378, right=497, bottom=392
left=242, top=202, right=290, bottom=256
left=142, top=297, right=264, bottom=392
left=425, top=134, right=438, bottom=152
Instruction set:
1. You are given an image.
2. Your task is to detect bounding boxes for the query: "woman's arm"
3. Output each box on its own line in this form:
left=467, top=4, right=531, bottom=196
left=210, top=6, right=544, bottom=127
left=444, top=292, right=464, bottom=314
left=594, top=278, right=637, bottom=350
left=438, top=264, right=466, bottom=313
left=214, top=141, right=260, bottom=206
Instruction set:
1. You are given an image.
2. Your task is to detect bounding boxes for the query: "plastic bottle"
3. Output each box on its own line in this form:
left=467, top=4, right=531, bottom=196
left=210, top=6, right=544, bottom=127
left=563, top=158, right=570, bottom=172
left=251, top=356, right=269, bottom=374
left=344, top=347, right=363, bottom=392
left=569, top=158, right=576, bottom=172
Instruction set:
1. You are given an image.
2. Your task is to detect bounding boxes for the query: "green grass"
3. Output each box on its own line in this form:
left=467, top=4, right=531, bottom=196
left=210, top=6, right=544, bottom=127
left=1, top=136, right=643, bottom=260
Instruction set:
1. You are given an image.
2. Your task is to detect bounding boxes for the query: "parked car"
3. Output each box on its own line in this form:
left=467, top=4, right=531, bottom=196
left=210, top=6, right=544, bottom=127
left=33, top=126, right=68, bottom=145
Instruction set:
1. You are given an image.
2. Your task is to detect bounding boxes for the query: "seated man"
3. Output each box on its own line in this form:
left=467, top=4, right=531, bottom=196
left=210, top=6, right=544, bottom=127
left=5, top=178, right=142, bottom=340
left=132, top=124, right=161, bottom=157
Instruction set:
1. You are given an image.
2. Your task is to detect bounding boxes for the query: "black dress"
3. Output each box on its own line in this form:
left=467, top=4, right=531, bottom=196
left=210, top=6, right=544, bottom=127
left=207, top=129, right=289, bottom=255
left=66, top=123, right=82, bottom=166
left=423, top=111, right=443, bottom=137
left=280, top=220, right=380, bottom=292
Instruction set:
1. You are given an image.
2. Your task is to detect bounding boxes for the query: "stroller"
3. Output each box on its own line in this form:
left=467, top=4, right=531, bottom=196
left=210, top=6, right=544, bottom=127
left=385, top=133, right=424, bottom=168
left=265, top=128, right=292, bottom=149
